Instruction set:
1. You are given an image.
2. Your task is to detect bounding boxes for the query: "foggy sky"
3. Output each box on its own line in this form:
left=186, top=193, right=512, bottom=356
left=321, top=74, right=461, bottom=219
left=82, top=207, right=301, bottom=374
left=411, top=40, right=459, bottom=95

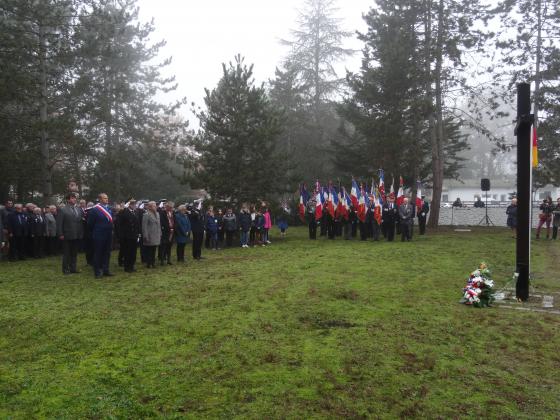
left=137, top=0, right=373, bottom=124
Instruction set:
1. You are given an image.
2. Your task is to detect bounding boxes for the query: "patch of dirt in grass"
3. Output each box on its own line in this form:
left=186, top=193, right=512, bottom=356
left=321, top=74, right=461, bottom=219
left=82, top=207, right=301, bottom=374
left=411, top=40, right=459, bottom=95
left=399, top=352, right=437, bottom=373
left=298, top=314, right=357, bottom=330
left=334, top=290, right=359, bottom=301
left=262, top=352, right=280, bottom=364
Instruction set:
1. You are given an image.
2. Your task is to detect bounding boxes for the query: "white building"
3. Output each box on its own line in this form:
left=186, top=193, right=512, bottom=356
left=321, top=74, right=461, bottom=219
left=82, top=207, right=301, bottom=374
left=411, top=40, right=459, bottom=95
left=440, top=179, right=560, bottom=205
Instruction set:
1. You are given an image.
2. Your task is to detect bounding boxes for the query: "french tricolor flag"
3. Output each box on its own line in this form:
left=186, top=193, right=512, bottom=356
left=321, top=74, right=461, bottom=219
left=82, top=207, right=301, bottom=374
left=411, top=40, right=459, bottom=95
left=396, top=175, right=405, bottom=206
left=314, top=181, right=323, bottom=221
left=378, top=170, right=386, bottom=201
left=416, top=181, right=423, bottom=208
left=298, top=184, right=309, bottom=222
left=350, top=178, right=360, bottom=208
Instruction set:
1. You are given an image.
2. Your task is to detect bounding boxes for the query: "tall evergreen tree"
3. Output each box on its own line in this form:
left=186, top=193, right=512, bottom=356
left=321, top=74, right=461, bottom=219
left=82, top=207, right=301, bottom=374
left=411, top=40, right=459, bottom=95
left=334, top=0, right=469, bottom=200
left=0, top=0, right=78, bottom=204
left=193, top=56, right=286, bottom=205
left=494, top=0, right=560, bottom=186
left=278, top=0, right=354, bottom=182
left=73, top=0, right=187, bottom=201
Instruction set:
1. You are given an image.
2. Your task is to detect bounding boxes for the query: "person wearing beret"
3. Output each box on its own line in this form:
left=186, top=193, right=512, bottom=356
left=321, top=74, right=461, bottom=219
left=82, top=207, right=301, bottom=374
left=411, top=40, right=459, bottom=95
left=119, top=198, right=141, bottom=273
left=57, top=193, right=84, bottom=274
left=382, top=192, right=398, bottom=242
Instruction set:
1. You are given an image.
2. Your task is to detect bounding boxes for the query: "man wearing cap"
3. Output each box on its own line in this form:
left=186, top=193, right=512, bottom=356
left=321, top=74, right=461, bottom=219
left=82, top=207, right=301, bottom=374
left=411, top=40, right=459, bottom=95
left=88, top=193, right=114, bottom=278
left=382, top=192, right=398, bottom=242
left=417, top=196, right=430, bottom=235
left=57, top=192, right=84, bottom=274
left=118, top=198, right=140, bottom=272
left=399, top=197, right=414, bottom=242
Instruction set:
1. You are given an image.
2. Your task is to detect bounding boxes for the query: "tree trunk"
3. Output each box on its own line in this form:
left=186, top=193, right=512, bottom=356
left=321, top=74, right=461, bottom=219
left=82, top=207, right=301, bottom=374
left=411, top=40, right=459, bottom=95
left=39, top=24, right=53, bottom=205
left=427, top=0, right=445, bottom=228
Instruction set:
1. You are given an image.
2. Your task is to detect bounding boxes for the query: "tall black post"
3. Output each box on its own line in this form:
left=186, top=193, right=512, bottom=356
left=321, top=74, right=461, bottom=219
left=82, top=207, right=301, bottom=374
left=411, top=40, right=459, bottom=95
left=514, top=83, right=533, bottom=301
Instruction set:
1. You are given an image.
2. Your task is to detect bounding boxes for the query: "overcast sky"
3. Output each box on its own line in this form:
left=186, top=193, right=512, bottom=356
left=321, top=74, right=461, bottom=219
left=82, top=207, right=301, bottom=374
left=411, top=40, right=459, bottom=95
left=137, top=0, right=373, bottom=124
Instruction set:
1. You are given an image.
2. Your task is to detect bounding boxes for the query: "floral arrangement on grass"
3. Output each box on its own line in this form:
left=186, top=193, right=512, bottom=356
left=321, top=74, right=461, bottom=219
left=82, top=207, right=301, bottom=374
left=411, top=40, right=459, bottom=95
left=460, top=262, right=495, bottom=307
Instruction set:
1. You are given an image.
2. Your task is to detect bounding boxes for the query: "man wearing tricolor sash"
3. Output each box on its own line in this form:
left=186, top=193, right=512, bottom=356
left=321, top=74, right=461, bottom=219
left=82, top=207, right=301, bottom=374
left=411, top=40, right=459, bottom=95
left=87, top=193, right=115, bottom=278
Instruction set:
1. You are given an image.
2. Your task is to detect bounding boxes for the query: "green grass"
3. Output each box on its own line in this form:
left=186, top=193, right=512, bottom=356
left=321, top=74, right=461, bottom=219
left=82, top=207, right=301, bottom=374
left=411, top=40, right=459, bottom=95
left=0, top=227, right=559, bottom=419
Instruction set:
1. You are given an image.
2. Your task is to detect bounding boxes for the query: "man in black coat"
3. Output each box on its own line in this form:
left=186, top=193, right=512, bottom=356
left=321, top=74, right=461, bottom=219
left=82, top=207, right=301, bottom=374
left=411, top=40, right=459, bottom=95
left=7, top=203, right=28, bottom=261
left=188, top=204, right=204, bottom=260
left=118, top=198, right=140, bottom=272
left=158, top=201, right=175, bottom=265
left=57, top=193, right=84, bottom=274
left=399, top=197, right=414, bottom=242
left=417, top=197, right=430, bottom=235
left=382, top=193, right=398, bottom=242
left=306, top=198, right=317, bottom=240
left=28, top=207, right=46, bottom=258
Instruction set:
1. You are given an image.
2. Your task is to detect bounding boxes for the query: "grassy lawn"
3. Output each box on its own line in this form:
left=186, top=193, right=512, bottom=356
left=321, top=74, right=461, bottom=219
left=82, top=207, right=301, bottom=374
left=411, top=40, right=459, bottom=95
left=0, top=227, right=559, bottom=418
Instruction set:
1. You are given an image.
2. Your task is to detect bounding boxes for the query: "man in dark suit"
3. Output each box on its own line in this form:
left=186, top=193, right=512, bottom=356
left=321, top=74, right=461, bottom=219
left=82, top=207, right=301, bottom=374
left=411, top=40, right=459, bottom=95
left=306, top=198, right=317, bottom=240
left=188, top=204, right=204, bottom=260
left=382, top=193, right=398, bottom=242
left=399, top=197, right=414, bottom=242
left=29, top=207, right=46, bottom=258
left=158, top=201, right=175, bottom=265
left=6, top=203, right=28, bottom=260
left=118, top=198, right=140, bottom=273
left=57, top=193, right=84, bottom=274
left=87, top=193, right=114, bottom=278
left=417, top=197, right=430, bottom=235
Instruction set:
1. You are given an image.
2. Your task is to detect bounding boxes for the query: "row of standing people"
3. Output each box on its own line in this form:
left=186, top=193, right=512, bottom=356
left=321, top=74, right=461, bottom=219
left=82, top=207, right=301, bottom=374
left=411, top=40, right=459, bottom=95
left=1, top=194, right=280, bottom=278
left=305, top=193, right=430, bottom=242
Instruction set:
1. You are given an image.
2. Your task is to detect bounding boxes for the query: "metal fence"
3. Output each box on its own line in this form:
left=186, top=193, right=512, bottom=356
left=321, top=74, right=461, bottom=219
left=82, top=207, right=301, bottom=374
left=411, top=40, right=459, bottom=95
left=438, top=207, right=541, bottom=227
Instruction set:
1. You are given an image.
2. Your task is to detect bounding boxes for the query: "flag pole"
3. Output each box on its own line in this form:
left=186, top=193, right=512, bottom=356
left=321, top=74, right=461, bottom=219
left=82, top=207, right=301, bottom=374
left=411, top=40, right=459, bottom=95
left=514, top=83, right=533, bottom=302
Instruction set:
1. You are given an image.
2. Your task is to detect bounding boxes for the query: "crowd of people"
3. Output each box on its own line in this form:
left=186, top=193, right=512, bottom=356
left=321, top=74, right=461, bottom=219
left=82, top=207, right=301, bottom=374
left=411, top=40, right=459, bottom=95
left=305, top=192, right=431, bottom=242
left=1, top=192, right=559, bottom=278
left=0, top=193, right=280, bottom=278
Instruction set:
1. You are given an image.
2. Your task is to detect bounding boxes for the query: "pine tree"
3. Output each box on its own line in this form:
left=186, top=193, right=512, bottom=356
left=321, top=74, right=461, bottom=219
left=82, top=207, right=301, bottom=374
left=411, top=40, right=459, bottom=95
left=278, top=0, right=353, bottom=183
left=194, top=56, right=286, bottom=205
left=73, top=0, right=187, bottom=201
left=494, top=0, right=560, bottom=186
left=0, top=0, right=78, bottom=204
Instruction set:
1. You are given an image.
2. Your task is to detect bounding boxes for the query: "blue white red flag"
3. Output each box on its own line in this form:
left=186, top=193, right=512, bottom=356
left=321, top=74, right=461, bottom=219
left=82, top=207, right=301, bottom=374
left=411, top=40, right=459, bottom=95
left=397, top=176, right=405, bottom=206
left=350, top=178, right=360, bottom=208
left=378, top=170, right=386, bottom=201
left=416, top=181, right=423, bottom=208
left=315, top=181, right=323, bottom=220
left=298, top=184, right=309, bottom=222
left=357, top=184, right=367, bottom=222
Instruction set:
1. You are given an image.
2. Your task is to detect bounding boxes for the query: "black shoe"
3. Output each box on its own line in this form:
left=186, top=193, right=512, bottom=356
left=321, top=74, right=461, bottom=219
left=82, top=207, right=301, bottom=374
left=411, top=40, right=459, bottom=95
left=103, top=272, right=115, bottom=277
left=95, top=274, right=102, bottom=279
left=167, top=261, right=173, bottom=265
left=71, top=270, right=81, bottom=274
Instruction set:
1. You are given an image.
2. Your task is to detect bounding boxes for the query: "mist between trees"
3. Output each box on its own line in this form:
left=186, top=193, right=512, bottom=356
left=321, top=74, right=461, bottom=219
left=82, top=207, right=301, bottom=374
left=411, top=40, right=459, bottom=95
left=1, top=0, right=558, bottom=227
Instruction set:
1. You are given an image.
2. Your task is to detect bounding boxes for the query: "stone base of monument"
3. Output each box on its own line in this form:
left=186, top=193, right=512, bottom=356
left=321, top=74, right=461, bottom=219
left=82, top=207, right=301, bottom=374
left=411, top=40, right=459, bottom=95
left=493, top=288, right=559, bottom=315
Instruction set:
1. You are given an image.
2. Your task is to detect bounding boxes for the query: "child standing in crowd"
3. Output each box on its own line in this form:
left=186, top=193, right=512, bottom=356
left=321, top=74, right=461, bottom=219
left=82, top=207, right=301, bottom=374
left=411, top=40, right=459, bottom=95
left=206, top=209, right=219, bottom=250
left=254, top=209, right=265, bottom=246
left=216, top=209, right=224, bottom=248
left=223, top=208, right=237, bottom=247
left=239, top=206, right=251, bottom=248
left=249, top=205, right=257, bottom=246
left=263, top=205, right=272, bottom=244
left=277, top=208, right=288, bottom=237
